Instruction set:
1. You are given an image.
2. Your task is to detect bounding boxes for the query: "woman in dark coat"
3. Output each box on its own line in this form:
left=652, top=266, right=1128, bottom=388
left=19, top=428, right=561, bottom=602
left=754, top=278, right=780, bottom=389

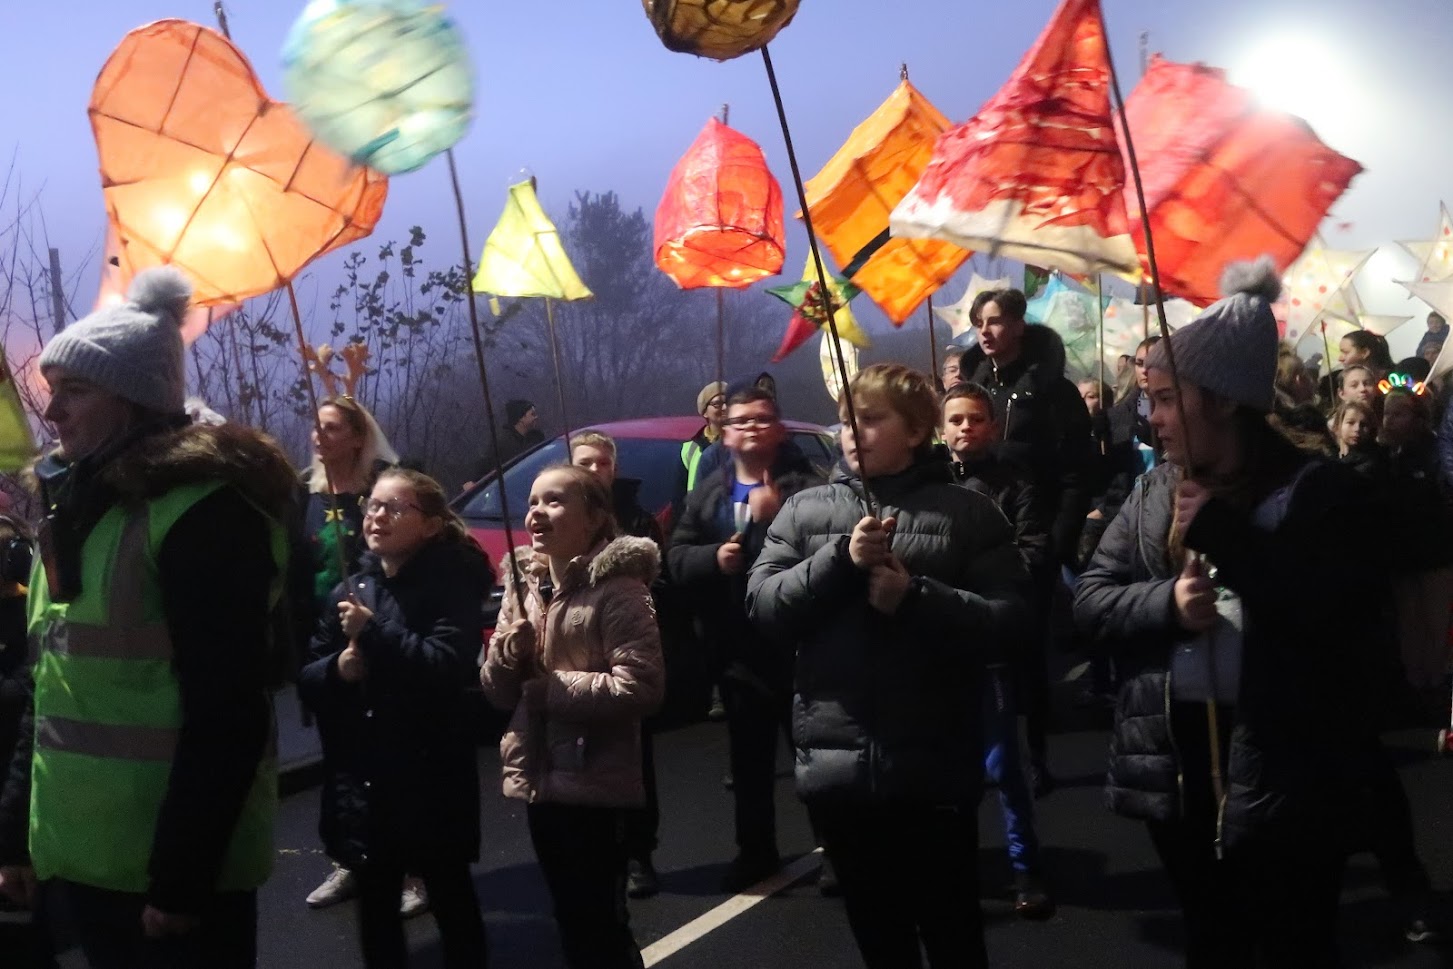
left=1073, top=260, right=1396, bottom=967
left=300, top=468, right=493, bottom=969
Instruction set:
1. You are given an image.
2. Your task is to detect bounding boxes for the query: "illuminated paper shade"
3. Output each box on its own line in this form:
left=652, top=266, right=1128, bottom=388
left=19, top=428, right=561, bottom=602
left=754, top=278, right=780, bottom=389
left=804, top=79, right=968, bottom=324
left=641, top=0, right=800, bottom=61
left=819, top=331, right=858, bottom=403
left=94, top=224, right=238, bottom=345
left=655, top=118, right=785, bottom=289
left=1277, top=247, right=1373, bottom=345
left=0, top=343, right=36, bottom=472
left=90, top=19, right=388, bottom=307
left=1120, top=56, right=1362, bottom=306
left=891, top=0, right=1138, bottom=278
left=283, top=0, right=474, bottom=175
left=1397, top=203, right=1453, bottom=284
left=472, top=179, right=592, bottom=301
left=768, top=254, right=870, bottom=361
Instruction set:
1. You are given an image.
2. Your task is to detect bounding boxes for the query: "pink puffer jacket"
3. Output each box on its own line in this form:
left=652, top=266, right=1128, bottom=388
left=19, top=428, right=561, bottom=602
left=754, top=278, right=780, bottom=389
left=480, top=536, right=664, bottom=808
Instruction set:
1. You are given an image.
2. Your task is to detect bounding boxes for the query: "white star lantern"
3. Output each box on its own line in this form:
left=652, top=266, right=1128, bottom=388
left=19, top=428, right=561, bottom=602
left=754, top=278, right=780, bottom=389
left=933, top=272, right=1011, bottom=337
left=1397, top=203, right=1453, bottom=283
left=1278, top=247, right=1375, bottom=345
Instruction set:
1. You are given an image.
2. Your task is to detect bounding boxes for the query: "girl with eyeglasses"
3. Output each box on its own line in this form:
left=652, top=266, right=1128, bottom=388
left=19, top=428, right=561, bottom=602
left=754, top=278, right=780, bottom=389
left=299, top=468, right=494, bottom=968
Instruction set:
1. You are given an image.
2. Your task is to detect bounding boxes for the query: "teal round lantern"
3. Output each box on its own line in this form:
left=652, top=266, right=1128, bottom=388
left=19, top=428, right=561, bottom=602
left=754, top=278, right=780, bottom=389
left=282, top=0, right=474, bottom=175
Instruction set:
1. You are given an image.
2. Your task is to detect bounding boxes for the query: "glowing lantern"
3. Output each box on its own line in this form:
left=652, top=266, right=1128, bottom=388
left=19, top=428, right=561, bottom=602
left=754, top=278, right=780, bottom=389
left=1121, top=56, right=1363, bottom=306
left=90, top=19, right=388, bottom=307
left=804, top=78, right=968, bottom=324
left=282, top=0, right=474, bottom=175
left=655, top=118, right=785, bottom=289
left=891, top=0, right=1139, bottom=278
left=641, top=0, right=800, bottom=61
left=471, top=179, right=593, bottom=301
left=768, top=254, right=870, bottom=361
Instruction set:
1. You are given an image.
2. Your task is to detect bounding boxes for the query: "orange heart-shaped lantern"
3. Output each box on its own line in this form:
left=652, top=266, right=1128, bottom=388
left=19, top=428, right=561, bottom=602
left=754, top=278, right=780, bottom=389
left=89, top=19, right=388, bottom=307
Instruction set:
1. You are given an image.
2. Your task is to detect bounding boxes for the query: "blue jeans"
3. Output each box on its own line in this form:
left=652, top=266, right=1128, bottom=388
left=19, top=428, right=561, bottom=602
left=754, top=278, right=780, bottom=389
left=982, top=666, right=1041, bottom=873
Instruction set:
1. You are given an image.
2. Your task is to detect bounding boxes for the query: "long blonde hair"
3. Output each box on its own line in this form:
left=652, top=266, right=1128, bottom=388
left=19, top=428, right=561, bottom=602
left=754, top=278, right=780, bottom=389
left=308, top=396, right=399, bottom=494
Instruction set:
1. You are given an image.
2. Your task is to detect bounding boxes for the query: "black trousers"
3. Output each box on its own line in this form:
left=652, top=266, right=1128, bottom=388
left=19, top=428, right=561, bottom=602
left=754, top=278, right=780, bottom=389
left=527, top=803, right=644, bottom=969
left=1363, top=740, right=1432, bottom=901
left=38, top=879, right=256, bottom=969
left=810, top=802, right=987, bottom=969
left=1147, top=702, right=1346, bottom=969
left=355, top=860, right=487, bottom=969
left=623, top=723, right=660, bottom=859
left=721, top=677, right=793, bottom=856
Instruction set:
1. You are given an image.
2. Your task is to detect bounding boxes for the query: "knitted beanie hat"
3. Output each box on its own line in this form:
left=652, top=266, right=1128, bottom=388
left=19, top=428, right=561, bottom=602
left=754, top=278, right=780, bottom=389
left=39, top=266, right=191, bottom=414
left=696, top=381, right=726, bottom=415
left=1146, top=257, right=1281, bottom=412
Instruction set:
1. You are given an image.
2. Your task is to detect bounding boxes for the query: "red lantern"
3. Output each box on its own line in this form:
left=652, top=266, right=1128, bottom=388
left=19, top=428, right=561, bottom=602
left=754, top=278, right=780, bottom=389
left=654, top=118, right=785, bottom=289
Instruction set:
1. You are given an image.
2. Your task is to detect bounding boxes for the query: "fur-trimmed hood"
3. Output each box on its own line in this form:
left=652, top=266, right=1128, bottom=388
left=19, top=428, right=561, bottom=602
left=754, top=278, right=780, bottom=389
left=92, top=422, right=299, bottom=520
left=503, top=535, right=660, bottom=592
left=960, top=322, right=1070, bottom=387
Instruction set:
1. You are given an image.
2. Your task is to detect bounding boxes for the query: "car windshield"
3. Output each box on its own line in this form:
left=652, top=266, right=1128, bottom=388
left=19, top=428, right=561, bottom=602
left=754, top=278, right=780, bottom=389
left=458, top=436, right=687, bottom=522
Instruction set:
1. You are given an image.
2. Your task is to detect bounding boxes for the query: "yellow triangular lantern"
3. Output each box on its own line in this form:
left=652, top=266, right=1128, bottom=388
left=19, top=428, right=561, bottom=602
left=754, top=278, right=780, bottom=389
left=0, top=344, right=35, bottom=472
left=472, top=179, right=593, bottom=301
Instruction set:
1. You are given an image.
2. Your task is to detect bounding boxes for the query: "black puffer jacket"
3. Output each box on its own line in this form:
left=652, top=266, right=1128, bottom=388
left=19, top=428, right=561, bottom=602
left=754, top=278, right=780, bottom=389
left=952, top=450, right=1050, bottom=587
left=669, top=448, right=825, bottom=691
left=299, top=539, right=490, bottom=870
left=962, top=324, right=1095, bottom=562
left=746, top=456, right=1028, bottom=805
left=1073, top=454, right=1397, bottom=845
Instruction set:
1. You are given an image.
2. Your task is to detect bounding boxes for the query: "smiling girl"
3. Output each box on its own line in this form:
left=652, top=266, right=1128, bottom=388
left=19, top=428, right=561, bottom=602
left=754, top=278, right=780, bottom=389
left=299, top=469, right=492, bottom=968
left=481, top=465, right=664, bottom=969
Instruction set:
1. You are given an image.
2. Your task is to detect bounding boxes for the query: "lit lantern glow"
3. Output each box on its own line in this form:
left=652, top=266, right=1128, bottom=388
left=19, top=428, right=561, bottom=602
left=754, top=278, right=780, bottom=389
left=283, top=0, right=474, bottom=175
left=655, top=118, right=784, bottom=289
left=471, top=178, right=593, bottom=301
left=641, top=0, right=801, bottom=62
left=90, top=19, right=387, bottom=307
left=804, top=78, right=968, bottom=324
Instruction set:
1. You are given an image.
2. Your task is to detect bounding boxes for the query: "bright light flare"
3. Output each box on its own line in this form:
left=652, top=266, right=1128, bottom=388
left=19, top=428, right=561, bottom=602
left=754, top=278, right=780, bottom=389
left=1227, top=33, right=1366, bottom=151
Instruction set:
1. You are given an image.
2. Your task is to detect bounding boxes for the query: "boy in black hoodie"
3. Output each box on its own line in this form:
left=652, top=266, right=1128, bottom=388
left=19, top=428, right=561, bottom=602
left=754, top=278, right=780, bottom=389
left=942, top=383, right=1054, bottom=919
left=669, top=387, right=826, bottom=892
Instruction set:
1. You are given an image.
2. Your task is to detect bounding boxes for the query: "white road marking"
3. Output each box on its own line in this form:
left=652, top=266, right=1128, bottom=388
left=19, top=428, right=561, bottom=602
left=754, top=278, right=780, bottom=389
left=641, top=849, right=824, bottom=967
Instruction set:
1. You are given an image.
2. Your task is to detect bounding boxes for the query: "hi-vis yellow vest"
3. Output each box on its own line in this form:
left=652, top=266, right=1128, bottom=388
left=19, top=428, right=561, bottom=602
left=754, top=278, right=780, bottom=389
left=27, top=480, right=281, bottom=894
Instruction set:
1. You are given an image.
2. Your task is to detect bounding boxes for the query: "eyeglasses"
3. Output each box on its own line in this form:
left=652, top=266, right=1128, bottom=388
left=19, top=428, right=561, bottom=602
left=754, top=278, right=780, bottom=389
left=364, top=498, right=424, bottom=521
left=722, top=415, right=777, bottom=429
left=705, top=396, right=726, bottom=410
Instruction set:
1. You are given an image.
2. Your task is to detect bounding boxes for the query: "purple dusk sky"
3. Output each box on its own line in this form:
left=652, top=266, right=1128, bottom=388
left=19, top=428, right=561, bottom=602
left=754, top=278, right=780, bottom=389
left=3, top=0, right=1449, bottom=354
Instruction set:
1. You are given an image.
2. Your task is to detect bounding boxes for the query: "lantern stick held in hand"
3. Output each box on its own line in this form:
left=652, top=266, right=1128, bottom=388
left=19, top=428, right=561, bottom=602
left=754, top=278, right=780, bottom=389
left=759, top=44, right=876, bottom=516
left=447, top=150, right=528, bottom=616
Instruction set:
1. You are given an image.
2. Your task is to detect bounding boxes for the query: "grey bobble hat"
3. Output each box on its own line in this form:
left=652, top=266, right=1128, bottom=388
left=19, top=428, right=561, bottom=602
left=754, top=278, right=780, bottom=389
left=1145, top=256, right=1282, bottom=412
left=39, top=266, right=192, bottom=414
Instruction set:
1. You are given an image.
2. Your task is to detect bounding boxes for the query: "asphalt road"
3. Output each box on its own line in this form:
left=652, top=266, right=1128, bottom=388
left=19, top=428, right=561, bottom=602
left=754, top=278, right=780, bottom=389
left=246, top=708, right=1452, bottom=969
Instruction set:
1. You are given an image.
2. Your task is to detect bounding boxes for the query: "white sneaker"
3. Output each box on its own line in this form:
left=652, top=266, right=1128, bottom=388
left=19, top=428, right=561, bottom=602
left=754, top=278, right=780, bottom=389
left=306, top=866, right=358, bottom=909
left=400, top=878, right=429, bottom=919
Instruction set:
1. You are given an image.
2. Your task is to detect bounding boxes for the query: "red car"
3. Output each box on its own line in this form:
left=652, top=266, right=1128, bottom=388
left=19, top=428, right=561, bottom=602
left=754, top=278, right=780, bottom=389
left=454, top=415, right=837, bottom=722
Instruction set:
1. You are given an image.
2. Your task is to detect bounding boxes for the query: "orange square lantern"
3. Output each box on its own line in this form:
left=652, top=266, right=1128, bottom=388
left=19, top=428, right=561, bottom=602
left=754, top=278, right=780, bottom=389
left=89, top=19, right=388, bottom=307
left=805, top=78, right=968, bottom=324
left=655, top=117, right=785, bottom=289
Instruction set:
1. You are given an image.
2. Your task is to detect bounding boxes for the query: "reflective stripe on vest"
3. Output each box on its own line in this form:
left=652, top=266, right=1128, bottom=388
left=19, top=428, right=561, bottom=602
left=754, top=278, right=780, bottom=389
left=682, top=439, right=704, bottom=492
left=28, top=481, right=279, bottom=894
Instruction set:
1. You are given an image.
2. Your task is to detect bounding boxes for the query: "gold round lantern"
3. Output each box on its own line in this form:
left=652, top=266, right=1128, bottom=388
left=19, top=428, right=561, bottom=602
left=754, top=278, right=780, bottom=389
left=642, top=0, right=801, bottom=62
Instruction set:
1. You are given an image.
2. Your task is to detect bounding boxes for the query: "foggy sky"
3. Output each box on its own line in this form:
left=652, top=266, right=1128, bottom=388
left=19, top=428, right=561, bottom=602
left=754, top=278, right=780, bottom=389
left=4, top=0, right=1449, bottom=356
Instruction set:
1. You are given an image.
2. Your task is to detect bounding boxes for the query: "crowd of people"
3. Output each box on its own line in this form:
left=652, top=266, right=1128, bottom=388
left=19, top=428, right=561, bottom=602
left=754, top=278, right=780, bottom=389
left=0, top=257, right=1448, bottom=968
